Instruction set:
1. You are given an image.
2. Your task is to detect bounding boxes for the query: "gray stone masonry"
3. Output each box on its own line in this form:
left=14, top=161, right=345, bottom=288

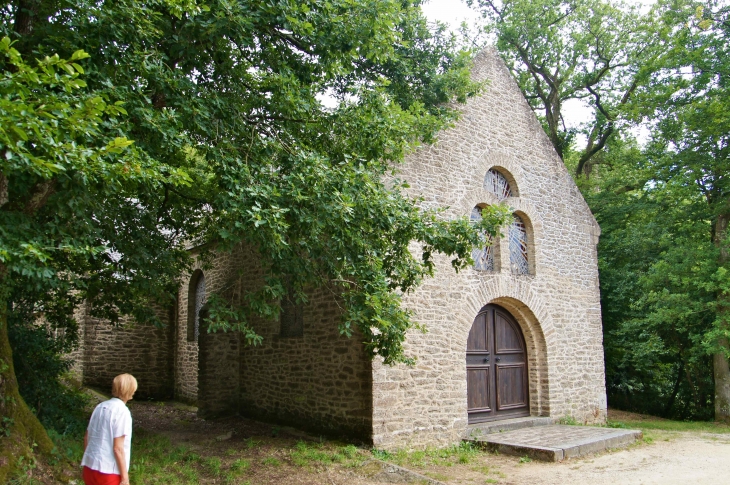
left=81, top=304, right=174, bottom=400
left=371, top=48, right=606, bottom=449
left=174, top=244, right=373, bottom=439
left=472, top=425, right=642, bottom=461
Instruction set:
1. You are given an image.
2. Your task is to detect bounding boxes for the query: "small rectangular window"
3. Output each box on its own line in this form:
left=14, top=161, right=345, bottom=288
left=280, top=293, right=304, bottom=338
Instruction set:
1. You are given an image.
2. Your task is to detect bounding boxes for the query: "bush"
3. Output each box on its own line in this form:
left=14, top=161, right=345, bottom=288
left=8, top=315, right=89, bottom=437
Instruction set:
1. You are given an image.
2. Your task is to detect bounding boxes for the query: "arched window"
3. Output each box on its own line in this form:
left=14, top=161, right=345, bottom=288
left=280, top=280, right=304, bottom=338
left=484, top=168, right=513, bottom=200
left=470, top=206, right=495, bottom=271
left=509, top=215, right=529, bottom=275
left=187, top=270, right=206, bottom=341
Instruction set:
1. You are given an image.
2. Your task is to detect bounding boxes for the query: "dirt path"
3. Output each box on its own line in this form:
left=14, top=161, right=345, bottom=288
left=496, top=433, right=730, bottom=485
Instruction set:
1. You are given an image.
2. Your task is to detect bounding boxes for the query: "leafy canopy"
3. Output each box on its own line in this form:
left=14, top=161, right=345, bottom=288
left=0, top=0, right=509, bottom=369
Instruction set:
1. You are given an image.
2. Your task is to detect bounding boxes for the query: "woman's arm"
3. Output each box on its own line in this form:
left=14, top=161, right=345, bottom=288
left=83, top=431, right=88, bottom=451
left=112, top=435, right=130, bottom=485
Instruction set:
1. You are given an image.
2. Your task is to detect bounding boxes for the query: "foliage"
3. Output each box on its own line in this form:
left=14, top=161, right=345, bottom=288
left=468, top=0, right=657, bottom=175
left=582, top=138, right=717, bottom=419
left=7, top=308, right=89, bottom=437
left=0, top=0, right=508, bottom=391
left=0, top=0, right=510, bottom=464
left=479, top=0, right=730, bottom=420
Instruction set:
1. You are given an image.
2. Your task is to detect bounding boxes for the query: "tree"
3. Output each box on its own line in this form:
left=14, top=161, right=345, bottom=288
left=570, top=0, right=730, bottom=422
left=581, top=137, right=717, bottom=420
left=468, top=0, right=656, bottom=177
left=0, top=0, right=508, bottom=472
left=634, top=0, right=730, bottom=422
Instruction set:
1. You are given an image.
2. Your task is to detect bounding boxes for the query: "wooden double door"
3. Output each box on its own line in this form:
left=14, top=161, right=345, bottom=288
left=467, top=305, right=529, bottom=423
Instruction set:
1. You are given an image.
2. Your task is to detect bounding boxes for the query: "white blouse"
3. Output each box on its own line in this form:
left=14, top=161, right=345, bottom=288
left=81, top=398, right=132, bottom=474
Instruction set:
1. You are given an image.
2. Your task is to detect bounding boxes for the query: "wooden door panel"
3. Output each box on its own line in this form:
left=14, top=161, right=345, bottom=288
left=496, top=364, right=527, bottom=410
left=467, top=313, right=488, bottom=352
left=467, top=305, right=529, bottom=423
left=467, top=368, right=491, bottom=411
left=494, top=313, right=523, bottom=353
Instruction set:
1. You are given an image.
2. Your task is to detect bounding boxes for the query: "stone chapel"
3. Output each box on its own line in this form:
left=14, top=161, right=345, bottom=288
left=71, top=48, right=607, bottom=449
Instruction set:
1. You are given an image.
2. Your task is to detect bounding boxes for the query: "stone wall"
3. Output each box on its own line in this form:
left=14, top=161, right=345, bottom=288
left=371, top=48, right=606, bottom=449
left=198, top=320, right=240, bottom=418
left=173, top=244, right=373, bottom=439
left=66, top=300, right=87, bottom=380
left=234, top=244, right=372, bottom=440
left=81, top=305, right=175, bottom=400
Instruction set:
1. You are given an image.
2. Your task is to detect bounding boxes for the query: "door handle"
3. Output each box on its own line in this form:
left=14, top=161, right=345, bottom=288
left=495, top=357, right=501, bottom=362
left=483, top=358, right=490, bottom=363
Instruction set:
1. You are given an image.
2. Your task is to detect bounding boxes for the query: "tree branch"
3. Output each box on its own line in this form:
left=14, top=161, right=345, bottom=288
left=23, top=179, right=56, bottom=215
left=0, top=173, right=7, bottom=209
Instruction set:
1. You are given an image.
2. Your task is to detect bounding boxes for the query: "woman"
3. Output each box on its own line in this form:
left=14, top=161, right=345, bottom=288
left=81, top=373, right=137, bottom=485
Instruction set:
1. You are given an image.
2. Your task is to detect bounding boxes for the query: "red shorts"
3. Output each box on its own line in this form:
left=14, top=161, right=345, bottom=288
left=83, top=466, right=121, bottom=485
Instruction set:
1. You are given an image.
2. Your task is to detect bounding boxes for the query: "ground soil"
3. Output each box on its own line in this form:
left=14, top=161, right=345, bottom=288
left=47, top=403, right=730, bottom=485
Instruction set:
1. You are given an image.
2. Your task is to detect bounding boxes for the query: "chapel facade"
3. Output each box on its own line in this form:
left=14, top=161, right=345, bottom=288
left=70, top=49, right=607, bottom=449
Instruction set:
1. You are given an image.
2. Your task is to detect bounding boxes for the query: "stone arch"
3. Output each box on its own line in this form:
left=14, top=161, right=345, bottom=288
left=484, top=166, right=519, bottom=198
left=175, top=262, right=205, bottom=404
left=475, top=151, right=523, bottom=195
left=458, top=285, right=552, bottom=418
left=510, top=211, right=536, bottom=275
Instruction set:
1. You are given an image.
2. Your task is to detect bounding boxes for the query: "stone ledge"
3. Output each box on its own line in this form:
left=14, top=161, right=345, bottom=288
left=469, top=425, right=642, bottom=462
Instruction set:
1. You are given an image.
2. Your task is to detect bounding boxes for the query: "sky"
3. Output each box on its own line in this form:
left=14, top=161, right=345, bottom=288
left=421, top=0, right=484, bottom=32
left=420, top=0, right=595, bottom=133
left=420, top=0, right=653, bottom=142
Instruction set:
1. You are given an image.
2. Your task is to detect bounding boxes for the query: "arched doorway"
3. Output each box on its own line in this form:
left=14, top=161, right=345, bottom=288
left=467, top=304, right=529, bottom=423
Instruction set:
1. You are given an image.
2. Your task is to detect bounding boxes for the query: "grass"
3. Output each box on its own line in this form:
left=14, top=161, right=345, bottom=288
left=290, top=441, right=366, bottom=468
left=608, top=417, right=730, bottom=434
left=372, top=441, right=480, bottom=468
left=261, top=456, right=281, bottom=467
left=128, top=430, right=203, bottom=484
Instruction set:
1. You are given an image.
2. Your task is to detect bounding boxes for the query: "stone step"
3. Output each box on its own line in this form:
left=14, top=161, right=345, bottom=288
left=466, top=416, right=553, bottom=439
left=468, top=424, right=642, bottom=462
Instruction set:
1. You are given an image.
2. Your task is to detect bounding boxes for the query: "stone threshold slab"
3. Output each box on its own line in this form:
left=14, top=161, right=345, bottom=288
left=469, top=424, right=642, bottom=462
left=466, top=416, right=553, bottom=438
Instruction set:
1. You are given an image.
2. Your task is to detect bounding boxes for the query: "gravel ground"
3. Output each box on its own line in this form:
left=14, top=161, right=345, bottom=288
left=498, top=432, right=730, bottom=485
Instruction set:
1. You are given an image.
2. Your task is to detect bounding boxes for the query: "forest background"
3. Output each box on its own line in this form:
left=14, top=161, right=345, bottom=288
left=0, top=0, right=729, bottom=476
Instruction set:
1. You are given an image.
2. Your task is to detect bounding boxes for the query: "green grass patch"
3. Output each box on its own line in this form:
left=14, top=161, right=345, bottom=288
left=128, top=430, right=201, bottom=484
left=244, top=437, right=262, bottom=449
left=372, top=441, right=479, bottom=468
left=291, top=441, right=342, bottom=467
left=261, top=456, right=281, bottom=467
left=610, top=418, right=730, bottom=434
left=202, top=456, right=222, bottom=477
left=230, top=458, right=251, bottom=472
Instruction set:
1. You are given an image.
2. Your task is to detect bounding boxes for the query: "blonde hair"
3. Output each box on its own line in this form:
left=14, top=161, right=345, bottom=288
left=111, top=374, right=138, bottom=401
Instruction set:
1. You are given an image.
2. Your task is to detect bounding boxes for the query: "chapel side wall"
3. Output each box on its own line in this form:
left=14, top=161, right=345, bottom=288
left=371, top=48, right=606, bottom=449
left=174, top=255, right=202, bottom=404
left=233, top=244, right=373, bottom=441
left=174, top=247, right=244, bottom=406
left=82, top=304, right=175, bottom=399
left=66, top=300, right=87, bottom=381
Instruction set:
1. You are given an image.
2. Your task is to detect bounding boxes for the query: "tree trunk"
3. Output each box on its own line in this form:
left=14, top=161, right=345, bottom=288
left=0, top=274, right=54, bottom=482
left=715, top=338, right=730, bottom=423
left=714, top=212, right=730, bottom=423
left=13, top=0, right=42, bottom=36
